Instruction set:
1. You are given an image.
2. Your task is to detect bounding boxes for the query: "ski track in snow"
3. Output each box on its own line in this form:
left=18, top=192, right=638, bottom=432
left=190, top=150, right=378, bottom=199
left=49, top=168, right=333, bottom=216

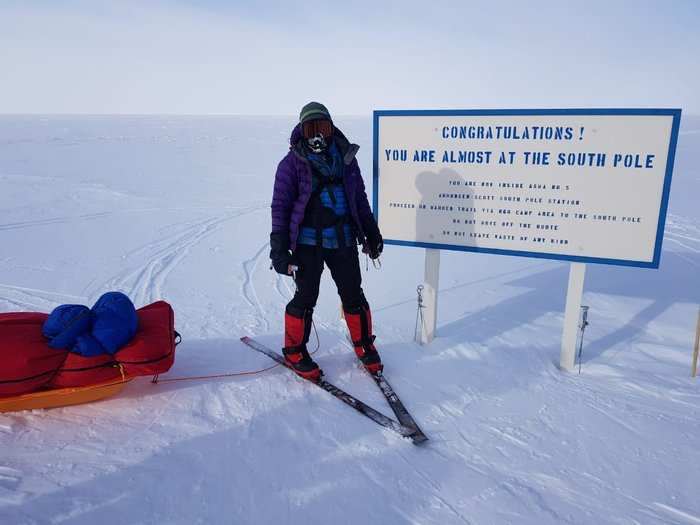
left=0, top=204, right=267, bottom=311
left=0, top=212, right=113, bottom=232
left=0, top=283, right=87, bottom=312
left=0, top=205, right=230, bottom=233
left=49, top=493, right=131, bottom=524
left=653, top=503, right=700, bottom=525
left=664, top=214, right=700, bottom=256
left=240, top=242, right=273, bottom=333
left=0, top=466, right=22, bottom=492
left=100, top=205, right=265, bottom=306
left=274, top=270, right=293, bottom=303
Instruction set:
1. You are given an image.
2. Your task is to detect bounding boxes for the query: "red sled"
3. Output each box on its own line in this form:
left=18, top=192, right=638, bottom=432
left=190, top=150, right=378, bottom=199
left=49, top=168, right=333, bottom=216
left=0, top=300, right=178, bottom=410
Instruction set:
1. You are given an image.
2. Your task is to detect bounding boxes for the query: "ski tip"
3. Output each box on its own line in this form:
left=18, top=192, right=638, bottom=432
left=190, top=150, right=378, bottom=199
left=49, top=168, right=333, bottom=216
left=410, top=433, right=429, bottom=445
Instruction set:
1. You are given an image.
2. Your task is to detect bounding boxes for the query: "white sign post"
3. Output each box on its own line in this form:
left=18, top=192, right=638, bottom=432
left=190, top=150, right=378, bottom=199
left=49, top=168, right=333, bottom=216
left=373, top=109, right=681, bottom=369
left=420, top=248, right=440, bottom=344
left=560, top=262, right=587, bottom=370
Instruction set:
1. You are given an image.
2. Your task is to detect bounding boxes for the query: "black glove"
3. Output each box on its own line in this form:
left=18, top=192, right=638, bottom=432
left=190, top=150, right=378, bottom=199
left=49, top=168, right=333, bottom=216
left=269, top=232, right=295, bottom=275
left=362, top=222, right=384, bottom=260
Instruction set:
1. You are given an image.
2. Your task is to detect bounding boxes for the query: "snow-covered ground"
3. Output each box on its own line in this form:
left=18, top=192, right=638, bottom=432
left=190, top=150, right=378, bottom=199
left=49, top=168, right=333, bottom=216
left=1, top=115, right=699, bottom=525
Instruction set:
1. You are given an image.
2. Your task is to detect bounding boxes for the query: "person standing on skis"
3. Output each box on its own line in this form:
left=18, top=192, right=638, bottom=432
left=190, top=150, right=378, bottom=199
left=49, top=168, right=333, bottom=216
left=269, top=102, right=384, bottom=381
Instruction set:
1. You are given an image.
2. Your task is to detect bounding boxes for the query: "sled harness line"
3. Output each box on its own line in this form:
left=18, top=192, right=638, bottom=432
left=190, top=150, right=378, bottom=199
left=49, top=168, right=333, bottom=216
left=151, top=363, right=281, bottom=383
left=152, top=322, right=321, bottom=384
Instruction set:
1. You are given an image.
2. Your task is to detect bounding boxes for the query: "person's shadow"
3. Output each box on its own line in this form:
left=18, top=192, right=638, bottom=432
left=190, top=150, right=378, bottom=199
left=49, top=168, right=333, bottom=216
left=415, top=168, right=472, bottom=246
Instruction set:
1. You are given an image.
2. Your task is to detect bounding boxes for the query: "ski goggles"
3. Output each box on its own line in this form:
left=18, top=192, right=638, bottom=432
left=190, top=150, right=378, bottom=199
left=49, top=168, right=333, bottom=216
left=302, top=119, right=333, bottom=140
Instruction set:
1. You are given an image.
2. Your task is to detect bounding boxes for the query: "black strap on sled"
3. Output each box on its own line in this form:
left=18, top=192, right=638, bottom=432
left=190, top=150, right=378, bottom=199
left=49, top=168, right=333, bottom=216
left=151, top=330, right=181, bottom=384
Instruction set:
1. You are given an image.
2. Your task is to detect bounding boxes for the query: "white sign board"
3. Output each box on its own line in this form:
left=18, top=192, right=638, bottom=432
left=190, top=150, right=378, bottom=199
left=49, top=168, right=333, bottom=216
left=373, top=109, right=681, bottom=268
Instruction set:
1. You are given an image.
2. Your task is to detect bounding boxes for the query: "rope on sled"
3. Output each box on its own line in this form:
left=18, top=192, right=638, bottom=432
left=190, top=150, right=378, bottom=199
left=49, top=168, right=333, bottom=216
left=152, top=321, right=321, bottom=384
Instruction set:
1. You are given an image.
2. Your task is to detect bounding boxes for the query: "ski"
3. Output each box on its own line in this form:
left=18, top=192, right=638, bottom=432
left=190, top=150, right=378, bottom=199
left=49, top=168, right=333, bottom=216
left=369, top=370, right=428, bottom=444
left=240, top=336, right=423, bottom=443
left=342, top=335, right=428, bottom=443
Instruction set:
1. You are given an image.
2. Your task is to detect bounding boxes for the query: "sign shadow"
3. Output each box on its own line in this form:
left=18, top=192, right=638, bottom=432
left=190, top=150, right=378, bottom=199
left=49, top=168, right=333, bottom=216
left=438, top=249, right=697, bottom=365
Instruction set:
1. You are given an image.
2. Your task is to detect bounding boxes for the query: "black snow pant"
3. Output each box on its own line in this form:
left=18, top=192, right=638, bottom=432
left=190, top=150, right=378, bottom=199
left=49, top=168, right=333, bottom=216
left=287, top=244, right=368, bottom=313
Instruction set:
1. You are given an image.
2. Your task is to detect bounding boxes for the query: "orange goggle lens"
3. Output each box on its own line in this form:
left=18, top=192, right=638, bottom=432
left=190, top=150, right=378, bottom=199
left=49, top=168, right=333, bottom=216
left=302, top=120, right=333, bottom=139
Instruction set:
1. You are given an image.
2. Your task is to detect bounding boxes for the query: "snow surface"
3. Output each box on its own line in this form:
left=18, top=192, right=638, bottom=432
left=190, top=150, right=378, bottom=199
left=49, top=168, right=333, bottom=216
left=0, top=115, right=699, bottom=525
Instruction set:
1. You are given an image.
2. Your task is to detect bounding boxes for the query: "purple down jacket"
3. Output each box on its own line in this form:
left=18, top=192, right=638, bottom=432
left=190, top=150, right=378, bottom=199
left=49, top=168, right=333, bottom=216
left=271, top=123, right=377, bottom=251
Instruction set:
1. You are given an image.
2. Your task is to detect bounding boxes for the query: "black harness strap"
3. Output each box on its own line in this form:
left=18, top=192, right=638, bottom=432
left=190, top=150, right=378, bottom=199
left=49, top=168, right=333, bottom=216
left=302, top=173, right=351, bottom=249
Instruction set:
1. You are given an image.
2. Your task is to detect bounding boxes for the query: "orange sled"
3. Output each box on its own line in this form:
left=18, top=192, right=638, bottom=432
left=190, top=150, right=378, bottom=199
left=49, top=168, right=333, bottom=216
left=0, top=377, right=133, bottom=413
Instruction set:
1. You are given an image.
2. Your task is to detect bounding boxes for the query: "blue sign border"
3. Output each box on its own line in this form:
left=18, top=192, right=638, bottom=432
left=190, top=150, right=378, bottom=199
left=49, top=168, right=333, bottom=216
left=372, top=108, right=682, bottom=269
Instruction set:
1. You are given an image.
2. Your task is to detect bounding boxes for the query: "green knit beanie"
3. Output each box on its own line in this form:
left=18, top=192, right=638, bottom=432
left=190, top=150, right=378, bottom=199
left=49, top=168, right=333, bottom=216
left=299, top=102, right=332, bottom=124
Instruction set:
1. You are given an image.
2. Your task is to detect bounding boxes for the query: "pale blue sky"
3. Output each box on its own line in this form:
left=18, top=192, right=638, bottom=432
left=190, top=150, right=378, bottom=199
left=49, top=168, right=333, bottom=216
left=1, top=0, right=698, bottom=114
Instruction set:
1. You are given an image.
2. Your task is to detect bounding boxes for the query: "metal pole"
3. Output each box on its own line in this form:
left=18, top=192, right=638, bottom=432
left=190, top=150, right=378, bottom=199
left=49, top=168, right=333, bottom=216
left=577, top=305, right=590, bottom=374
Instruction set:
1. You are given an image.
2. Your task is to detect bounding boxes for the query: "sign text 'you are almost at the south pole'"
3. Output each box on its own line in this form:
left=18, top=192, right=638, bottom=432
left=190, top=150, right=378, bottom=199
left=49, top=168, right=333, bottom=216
left=373, top=109, right=681, bottom=268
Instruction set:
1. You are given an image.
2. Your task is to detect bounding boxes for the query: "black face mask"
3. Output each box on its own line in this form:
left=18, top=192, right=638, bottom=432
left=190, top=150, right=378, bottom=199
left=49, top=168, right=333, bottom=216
left=307, top=133, right=327, bottom=153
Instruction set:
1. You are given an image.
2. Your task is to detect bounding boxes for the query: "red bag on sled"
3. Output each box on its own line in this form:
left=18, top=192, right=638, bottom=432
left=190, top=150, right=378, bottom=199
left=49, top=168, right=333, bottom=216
left=0, top=313, right=67, bottom=395
left=49, top=353, right=122, bottom=388
left=0, top=302, right=177, bottom=397
left=117, top=301, right=176, bottom=376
